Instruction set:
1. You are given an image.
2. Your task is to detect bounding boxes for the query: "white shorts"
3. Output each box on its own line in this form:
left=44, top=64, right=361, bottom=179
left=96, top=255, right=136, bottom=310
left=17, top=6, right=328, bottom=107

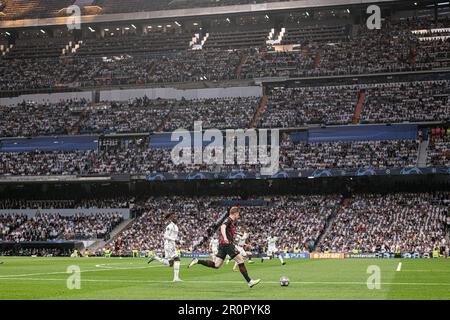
left=267, top=246, right=278, bottom=255
left=164, top=241, right=178, bottom=260
left=236, top=245, right=247, bottom=257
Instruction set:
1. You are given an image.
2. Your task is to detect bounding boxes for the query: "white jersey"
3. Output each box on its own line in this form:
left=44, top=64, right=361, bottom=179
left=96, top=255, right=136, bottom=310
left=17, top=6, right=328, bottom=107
left=267, top=236, right=278, bottom=253
left=210, top=238, right=219, bottom=258
left=236, top=232, right=249, bottom=247
left=234, top=232, right=249, bottom=257
left=163, top=222, right=179, bottom=259
left=210, top=239, right=219, bottom=254
left=164, top=222, right=179, bottom=243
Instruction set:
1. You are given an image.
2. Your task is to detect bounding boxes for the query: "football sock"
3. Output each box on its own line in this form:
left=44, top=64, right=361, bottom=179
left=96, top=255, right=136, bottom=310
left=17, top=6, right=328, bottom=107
left=238, top=263, right=251, bottom=283
left=198, top=260, right=217, bottom=268
left=173, top=261, right=180, bottom=280
left=279, top=256, right=285, bottom=264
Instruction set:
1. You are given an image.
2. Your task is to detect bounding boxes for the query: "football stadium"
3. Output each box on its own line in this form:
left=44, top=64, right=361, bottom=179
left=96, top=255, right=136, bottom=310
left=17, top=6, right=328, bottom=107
left=0, top=0, right=449, bottom=302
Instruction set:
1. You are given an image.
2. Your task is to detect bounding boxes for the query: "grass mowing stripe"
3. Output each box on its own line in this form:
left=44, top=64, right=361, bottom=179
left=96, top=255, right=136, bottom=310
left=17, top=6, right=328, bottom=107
left=0, top=277, right=449, bottom=286
left=1, top=257, right=449, bottom=299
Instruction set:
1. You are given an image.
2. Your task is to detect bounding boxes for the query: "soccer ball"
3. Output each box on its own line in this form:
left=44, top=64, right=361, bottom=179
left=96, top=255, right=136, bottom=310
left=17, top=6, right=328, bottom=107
left=280, top=276, right=289, bottom=287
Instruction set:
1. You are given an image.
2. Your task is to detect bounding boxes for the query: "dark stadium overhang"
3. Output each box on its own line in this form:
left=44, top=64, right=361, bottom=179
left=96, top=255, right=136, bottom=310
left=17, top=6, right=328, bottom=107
left=0, top=0, right=403, bottom=29
left=0, top=173, right=448, bottom=200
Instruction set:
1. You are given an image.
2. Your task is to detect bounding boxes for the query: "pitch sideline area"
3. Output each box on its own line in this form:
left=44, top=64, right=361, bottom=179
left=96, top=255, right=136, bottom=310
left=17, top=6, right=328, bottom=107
left=0, top=257, right=449, bottom=300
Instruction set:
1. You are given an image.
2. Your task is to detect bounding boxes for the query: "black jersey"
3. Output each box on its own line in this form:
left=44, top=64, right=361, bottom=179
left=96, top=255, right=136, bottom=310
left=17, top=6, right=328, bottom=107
left=219, top=216, right=236, bottom=245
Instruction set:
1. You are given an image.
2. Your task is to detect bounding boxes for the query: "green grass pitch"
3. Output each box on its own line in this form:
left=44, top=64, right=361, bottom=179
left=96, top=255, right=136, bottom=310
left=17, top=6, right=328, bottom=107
left=0, top=257, right=449, bottom=300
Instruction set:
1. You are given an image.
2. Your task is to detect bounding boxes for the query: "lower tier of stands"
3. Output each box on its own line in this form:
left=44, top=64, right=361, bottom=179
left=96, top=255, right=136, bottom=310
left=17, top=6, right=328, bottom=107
left=1, top=193, right=447, bottom=255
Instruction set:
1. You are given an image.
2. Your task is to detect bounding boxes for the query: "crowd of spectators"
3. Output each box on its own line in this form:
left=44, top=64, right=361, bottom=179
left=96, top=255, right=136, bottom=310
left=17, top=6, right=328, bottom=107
left=262, top=85, right=357, bottom=127
left=0, top=80, right=447, bottom=139
left=0, top=150, right=97, bottom=176
left=0, top=136, right=422, bottom=176
left=261, top=80, right=450, bottom=128
left=163, top=97, right=259, bottom=131
left=0, top=49, right=241, bottom=92
left=361, top=81, right=450, bottom=124
left=1, top=19, right=450, bottom=92
left=113, top=195, right=342, bottom=253
left=0, top=198, right=131, bottom=209
left=0, top=99, right=87, bottom=137
left=0, top=96, right=260, bottom=137
left=0, top=248, right=72, bottom=257
left=320, top=193, right=448, bottom=253
left=280, top=136, right=419, bottom=170
left=1, top=192, right=447, bottom=255
left=427, top=133, right=450, bottom=166
left=0, top=213, right=26, bottom=240
left=0, top=97, right=169, bottom=136
left=242, top=20, right=450, bottom=78
left=0, top=212, right=123, bottom=241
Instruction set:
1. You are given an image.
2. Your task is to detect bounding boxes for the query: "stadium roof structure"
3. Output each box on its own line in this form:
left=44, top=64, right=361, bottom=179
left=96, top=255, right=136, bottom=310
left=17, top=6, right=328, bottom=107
left=0, top=0, right=403, bottom=29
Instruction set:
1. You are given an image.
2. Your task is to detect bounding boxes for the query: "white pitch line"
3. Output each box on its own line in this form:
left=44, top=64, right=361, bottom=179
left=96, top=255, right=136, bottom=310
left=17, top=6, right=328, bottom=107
left=396, top=262, right=402, bottom=272
left=0, top=277, right=449, bottom=287
left=401, top=270, right=450, bottom=273
left=0, top=263, right=170, bottom=279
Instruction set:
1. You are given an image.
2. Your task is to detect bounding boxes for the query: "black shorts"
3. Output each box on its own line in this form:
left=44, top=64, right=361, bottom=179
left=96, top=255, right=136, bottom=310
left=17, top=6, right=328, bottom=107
left=217, top=243, right=239, bottom=261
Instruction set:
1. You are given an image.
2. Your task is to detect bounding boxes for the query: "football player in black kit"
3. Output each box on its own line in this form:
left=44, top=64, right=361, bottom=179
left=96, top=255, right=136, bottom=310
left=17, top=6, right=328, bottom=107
left=188, top=206, right=261, bottom=288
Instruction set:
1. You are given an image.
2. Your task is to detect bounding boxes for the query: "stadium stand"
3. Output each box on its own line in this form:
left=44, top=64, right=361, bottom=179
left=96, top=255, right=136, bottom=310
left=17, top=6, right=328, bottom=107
left=3, top=36, right=74, bottom=60
left=261, top=85, right=358, bottom=127
left=319, top=193, right=448, bottom=253
left=1, top=18, right=450, bottom=92
left=0, top=212, right=123, bottom=241
left=162, top=97, right=259, bottom=131
left=280, top=24, right=350, bottom=45
left=0, top=135, right=420, bottom=176
left=260, top=81, right=450, bottom=128
left=361, top=81, right=450, bottom=124
left=203, top=29, right=269, bottom=49
left=0, top=198, right=131, bottom=209
left=112, top=195, right=342, bottom=253
left=242, top=19, right=450, bottom=78
left=427, top=133, right=450, bottom=166
left=0, top=1, right=449, bottom=264
left=0, top=80, right=447, bottom=137
left=0, top=96, right=259, bottom=137
left=280, top=137, right=419, bottom=170
left=75, top=32, right=192, bottom=56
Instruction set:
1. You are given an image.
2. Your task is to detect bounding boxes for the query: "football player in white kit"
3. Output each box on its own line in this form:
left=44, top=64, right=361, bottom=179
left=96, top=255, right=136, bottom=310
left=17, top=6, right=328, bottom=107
left=209, top=237, right=219, bottom=261
left=147, top=213, right=182, bottom=282
left=232, top=231, right=254, bottom=271
left=266, top=235, right=285, bottom=265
